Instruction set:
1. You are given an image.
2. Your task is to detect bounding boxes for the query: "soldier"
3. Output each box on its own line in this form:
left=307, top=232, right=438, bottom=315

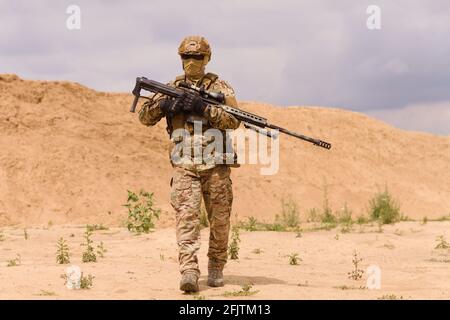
left=138, top=36, right=240, bottom=292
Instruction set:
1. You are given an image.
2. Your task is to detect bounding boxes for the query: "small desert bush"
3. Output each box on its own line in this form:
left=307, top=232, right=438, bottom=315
left=80, top=274, right=94, bottom=289
left=239, top=216, right=286, bottom=232
left=86, top=224, right=109, bottom=232
left=320, top=184, right=337, bottom=226
left=348, top=250, right=364, bottom=280
left=279, top=197, right=300, bottom=228
left=338, top=204, right=353, bottom=233
left=356, top=215, right=369, bottom=225
left=7, top=254, right=21, bottom=267
left=61, top=273, right=94, bottom=290
left=436, top=214, right=450, bottom=221
left=306, top=208, right=320, bottom=222
left=56, top=237, right=70, bottom=264
left=435, top=235, right=450, bottom=249
left=378, top=294, right=403, bottom=300
left=96, top=241, right=107, bottom=258
left=81, top=226, right=97, bottom=263
left=223, top=284, right=259, bottom=297
left=368, top=187, right=401, bottom=224
left=244, top=216, right=258, bottom=231
left=264, top=220, right=286, bottom=231
left=124, top=189, right=160, bottom=234
left=288, top=253, right=301, bottom=265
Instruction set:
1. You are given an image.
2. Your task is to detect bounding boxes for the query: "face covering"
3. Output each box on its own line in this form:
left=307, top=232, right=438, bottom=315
left=182, top=57, right=206, bottom=79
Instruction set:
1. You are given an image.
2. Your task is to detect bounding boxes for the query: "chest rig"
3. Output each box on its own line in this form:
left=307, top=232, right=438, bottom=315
left=165, top=72, right=218, bottom=136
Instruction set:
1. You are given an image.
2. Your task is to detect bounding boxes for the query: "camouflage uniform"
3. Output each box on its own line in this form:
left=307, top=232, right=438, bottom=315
left=139, top=36, right=240, bottom=279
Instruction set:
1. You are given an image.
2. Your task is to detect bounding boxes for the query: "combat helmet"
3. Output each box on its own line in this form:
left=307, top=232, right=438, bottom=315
left=178, top=36, right=211, bottom=61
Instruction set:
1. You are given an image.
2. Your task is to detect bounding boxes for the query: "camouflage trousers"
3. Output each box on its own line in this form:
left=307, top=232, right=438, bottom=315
left=170, top=165, right=233, bottom=277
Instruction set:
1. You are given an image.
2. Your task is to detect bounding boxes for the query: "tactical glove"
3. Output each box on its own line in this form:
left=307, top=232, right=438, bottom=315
left=181, top=92, right=208, bottom=115
left=159, top=98, right=182, bottom=116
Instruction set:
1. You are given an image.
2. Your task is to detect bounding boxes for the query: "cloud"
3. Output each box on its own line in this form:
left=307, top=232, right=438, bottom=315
left=1, top=0, right=449, bottom=135
left=367, top=101, right=450, bottom=136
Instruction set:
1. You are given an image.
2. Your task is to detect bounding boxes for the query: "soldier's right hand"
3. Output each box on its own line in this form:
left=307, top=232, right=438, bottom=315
left=159, top=98, right=183, bottom=116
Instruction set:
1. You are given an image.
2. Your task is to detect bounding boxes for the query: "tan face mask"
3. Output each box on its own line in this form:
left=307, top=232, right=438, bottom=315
left=182, top=57, right=207, bottom=79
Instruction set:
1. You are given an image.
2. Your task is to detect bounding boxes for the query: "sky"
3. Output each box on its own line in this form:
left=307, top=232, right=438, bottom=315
left=1, top=0, right=449, bottom=135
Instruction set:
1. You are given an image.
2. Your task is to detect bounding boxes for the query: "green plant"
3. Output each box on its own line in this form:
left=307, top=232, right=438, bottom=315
left=86, top=224, right=109, bottom=232
left=81, top=226, right=97, bottom=263
left=435, top=235, right=450, bottom=249
left=288, top=253, right=301, bottom=265
left=338, top=204, right=353, bottom=224
left=193, top=294, right=206, bottom=300
left=245, top=216, right=258, bottom=231
left=35, top=290, right=56, bottom=296
left=334, top=285, right=367, bottom=290
left=338, top=204, right=353, bottom=233
left=124, top=190, right=161, bottom=234
left=228, top=226, right=240, bottom=260
left=96, top=241, right=107, bottom=258
left=348, top=251, right=364, bottom=280
left=306, top=208, right=320, bottom=222
left=436, top=214, right=450, bottom=221
left=378, top=294, right=403, bottom=300
left=321, top=184, right=336, bottom=225
left=264, top=221, right=286, bottom=231
left=7, top=254, right=21, bottom=267
left=252, top=248, right=262, bottom=254
left=279, top=197, right=300, bottom=228
left=80, top=273, right=94, bottom=289
left=356, top=215, right=369, bottom=225
left=368, top=187, right=401, bottom=224
left=56, top=237, right=70, bottom=264
left=223, top=284, right=259, bottom=297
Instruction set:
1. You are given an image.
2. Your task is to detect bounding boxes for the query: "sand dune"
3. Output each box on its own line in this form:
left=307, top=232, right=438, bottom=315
left=1, top=74, right=449, bottom=227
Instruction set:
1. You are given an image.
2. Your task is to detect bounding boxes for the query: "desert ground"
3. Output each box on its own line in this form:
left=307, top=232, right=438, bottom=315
left=1, top=74, right=450, bottom=299
left=1, top=220, right=450, bottom=300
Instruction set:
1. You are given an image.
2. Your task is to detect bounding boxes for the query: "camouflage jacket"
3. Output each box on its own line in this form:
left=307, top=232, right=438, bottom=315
left=138, top=73, right=241, bottom=171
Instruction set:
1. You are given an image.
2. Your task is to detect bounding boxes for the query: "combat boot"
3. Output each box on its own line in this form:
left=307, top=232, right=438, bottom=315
left=207, top=269, right=224, bottom=287
left=180, top=272, right=199, bottom=293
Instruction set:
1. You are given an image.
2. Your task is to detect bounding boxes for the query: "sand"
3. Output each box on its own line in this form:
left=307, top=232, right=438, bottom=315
left=1, top=221, right=450, bottom=299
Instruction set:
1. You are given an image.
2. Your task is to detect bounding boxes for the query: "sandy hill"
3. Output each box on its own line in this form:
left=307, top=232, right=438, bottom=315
left=0, top=74, right=449, bottom=227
